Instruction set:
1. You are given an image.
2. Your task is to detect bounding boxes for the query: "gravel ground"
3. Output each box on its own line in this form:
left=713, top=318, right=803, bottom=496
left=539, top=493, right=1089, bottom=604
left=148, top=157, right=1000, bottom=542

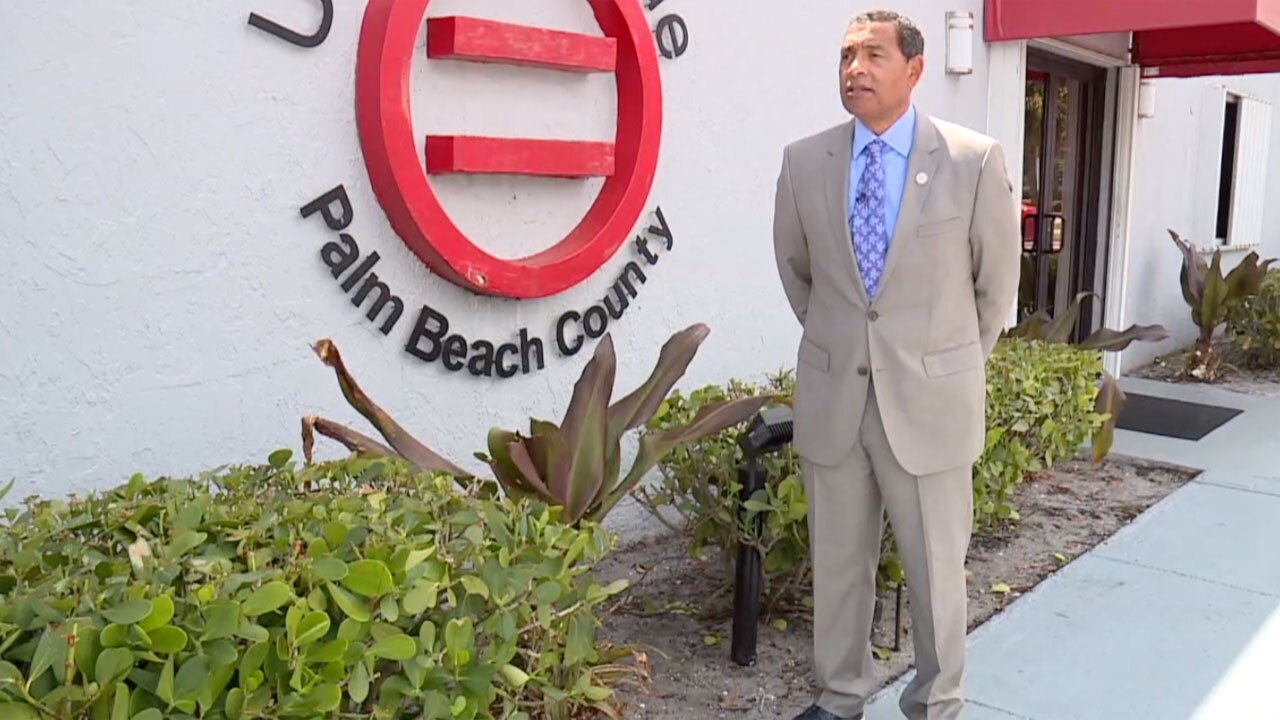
left=592, top=454, right=1200, bottom=719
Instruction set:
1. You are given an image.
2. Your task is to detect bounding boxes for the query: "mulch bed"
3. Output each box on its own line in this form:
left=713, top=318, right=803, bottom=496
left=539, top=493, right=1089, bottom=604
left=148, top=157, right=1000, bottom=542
left=1128, top=337, right=1280, bottom=397
left=593, top=453, right=1200, bottom=719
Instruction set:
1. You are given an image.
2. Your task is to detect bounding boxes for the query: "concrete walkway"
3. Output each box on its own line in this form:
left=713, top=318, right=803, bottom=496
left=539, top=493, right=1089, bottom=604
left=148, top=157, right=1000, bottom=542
left=866, top=377, right=1280, bottom=720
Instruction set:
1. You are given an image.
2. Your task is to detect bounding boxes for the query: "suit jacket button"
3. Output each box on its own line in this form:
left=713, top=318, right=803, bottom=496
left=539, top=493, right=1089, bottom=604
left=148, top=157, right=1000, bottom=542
left=868, top=310, right=879, bottom=321
left=857, top=366, right=869, bottom=376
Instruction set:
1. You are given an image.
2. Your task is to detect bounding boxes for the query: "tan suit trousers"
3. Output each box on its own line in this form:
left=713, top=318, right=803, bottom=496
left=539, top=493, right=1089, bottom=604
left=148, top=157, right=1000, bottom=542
left=803, top=379, right=974, bottom=720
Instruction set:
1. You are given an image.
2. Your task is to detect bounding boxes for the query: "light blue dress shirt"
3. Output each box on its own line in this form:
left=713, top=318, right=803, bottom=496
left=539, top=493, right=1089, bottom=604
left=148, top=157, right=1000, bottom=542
left=849, top=105, right=916, bottom=248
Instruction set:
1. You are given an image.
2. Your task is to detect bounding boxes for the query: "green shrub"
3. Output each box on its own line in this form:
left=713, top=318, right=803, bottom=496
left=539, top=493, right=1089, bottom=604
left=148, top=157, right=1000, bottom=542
left=635, top=338, right=1105, bottom=608
left=977, top=338, right=1105, bottom=528
left=0, top=453, right=635, bottom=720
left=1227, top=269, right=1280, bottom=368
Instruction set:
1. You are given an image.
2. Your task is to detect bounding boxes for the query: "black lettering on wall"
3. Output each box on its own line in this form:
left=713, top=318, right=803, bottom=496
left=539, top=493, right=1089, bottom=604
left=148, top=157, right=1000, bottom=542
left=405, top=306, right=448, bottom=362
left=520, top=329, right=545, bottom=374
left=648, top=206, right=674, bottom=250
left=321, top=234, right=359, bottom=278
left=248, top=0, right=334, bottom=49
left=635, top=236, right=660, bottom=265
left=496, top=343, right=520, bottom=379
left=301, top=184, right=353, bottom=231
left=583, top=306, right=608, bottom=339
left=555, top=311, right=583, bottom=356
left=468, top=341, right=496, bottom=377
left=655, top=15, right=689, bottom=59
left=341, top=252, right=380, bottom=292
left=442, top=336, right=468, bottom=372
left=352, top=273, right=404, bottom=335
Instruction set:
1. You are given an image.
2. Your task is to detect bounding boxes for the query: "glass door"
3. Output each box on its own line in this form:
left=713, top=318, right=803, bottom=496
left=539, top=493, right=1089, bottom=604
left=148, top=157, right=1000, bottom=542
left=1020, top=52, right=1108, bottom=340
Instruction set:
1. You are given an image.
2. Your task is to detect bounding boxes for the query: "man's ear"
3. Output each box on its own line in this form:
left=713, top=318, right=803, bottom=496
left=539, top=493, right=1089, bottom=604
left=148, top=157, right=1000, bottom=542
left=908, top=56, right=925, bottom=85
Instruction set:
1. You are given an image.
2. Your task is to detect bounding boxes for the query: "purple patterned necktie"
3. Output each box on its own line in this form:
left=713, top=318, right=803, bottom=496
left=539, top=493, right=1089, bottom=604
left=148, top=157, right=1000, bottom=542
left=850, top=139, right=888, bottom=299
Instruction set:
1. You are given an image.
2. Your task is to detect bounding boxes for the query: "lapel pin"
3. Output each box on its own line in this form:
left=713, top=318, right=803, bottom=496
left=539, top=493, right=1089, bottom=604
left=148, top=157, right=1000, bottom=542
left=916, top=172, right=929, bottom=185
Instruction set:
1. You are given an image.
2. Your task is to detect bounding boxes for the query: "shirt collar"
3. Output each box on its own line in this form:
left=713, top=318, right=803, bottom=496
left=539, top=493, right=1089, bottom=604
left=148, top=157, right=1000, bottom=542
left=853, top=105, right=916, bottom=159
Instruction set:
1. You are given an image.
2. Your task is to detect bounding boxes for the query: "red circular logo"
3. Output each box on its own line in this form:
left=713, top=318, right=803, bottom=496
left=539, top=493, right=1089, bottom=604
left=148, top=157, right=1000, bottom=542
left=355, top=0, right=663, bottom=299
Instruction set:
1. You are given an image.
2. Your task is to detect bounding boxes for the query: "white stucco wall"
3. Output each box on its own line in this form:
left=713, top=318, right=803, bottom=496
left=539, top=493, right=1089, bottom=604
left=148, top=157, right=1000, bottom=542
left=1121, top=73, right=1280, bottom=371
left=0, top=0, right=992, bottom=527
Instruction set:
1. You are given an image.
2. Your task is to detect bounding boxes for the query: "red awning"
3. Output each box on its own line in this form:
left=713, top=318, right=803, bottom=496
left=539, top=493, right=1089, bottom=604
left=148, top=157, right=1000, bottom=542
left=985, top=0, right=1280, bottom=78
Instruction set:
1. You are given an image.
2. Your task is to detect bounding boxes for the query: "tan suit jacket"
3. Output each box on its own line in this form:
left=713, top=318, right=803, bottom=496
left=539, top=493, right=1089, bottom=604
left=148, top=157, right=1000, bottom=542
left=773, top=112, right=1021, bottom=477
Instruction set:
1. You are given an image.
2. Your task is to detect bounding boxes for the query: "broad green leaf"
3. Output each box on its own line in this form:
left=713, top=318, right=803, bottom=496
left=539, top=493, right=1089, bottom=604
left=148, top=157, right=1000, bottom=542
left=73, top=625, right=102, bottom=677
left=100, top=623, right=128, bottom=648
left=307, top=682, right=342, bottom=712
left=326, top=582, right=371, bottom=622
left=132, top=710, right=163, bottom=720
left=156, top=657, right=175, bottom=706
left=268, top=448, right=293, bottom=468
left=173, top=656, right=209, bottom=702
left=203, top=639, right=238, bottom=666
left=146, top=626, right=188, bottom=654
left=311, top=558, right=347, bottom=582
left=95, top=648, right=134, bottom=687
left=369, top=633, right=416, bottom=661
left=379, top=596, right=399, bottom=622
left=564, top=609, right=595, bottom=666
left=349, top=661, right=370, bottom=704
left=111, top=683, right=130, bottom=720
left=0, top=704, right=41, bottom=720
left=459, top=576, right=489, bottom=600
left=202, top=603, right=240, bottom=640
left=27, top=629, right=60, bottom=687
left=499, top=664, right=529, bottom=688
left=341, top=560, right=393, bottom=598
left=242, top=582, right=292, bottom=616
left=402, top=582, right=437, bottom=615
left=293, top=611, right=330, bottom=647
left=166, top=531, right=207, bottom=559
left=102, top=600, right=152, bottom=625
left=224, top=688, right=245, bottom=720
left=418, top=621, right=437, bottom=652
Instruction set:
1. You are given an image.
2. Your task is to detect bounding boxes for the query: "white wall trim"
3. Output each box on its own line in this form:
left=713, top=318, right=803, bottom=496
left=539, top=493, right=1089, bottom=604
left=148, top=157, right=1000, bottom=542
left=1102, top=65, right=1142, bottom=378
left=985, top=39, right=1028, bottom=329
left=1028, top=38, right=1130, bottom=69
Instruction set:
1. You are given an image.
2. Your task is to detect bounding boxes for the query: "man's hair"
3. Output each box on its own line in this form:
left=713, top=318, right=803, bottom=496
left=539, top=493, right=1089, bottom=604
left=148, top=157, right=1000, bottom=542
left=851, top=10, right=925, bottom=60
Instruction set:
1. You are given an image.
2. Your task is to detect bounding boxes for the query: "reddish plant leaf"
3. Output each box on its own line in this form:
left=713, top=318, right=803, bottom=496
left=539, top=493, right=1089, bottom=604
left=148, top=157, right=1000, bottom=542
left=593, top=395, right=773, bottom=522
left=1092, top=372, right=1126, bottom=463
left=311, top=339, right=471, bottom=478
left=302, top=416, right=395, bottom=465
left=1079, top=324, right=1170, bottom=352
left=606, top=323, right=710, bottom=444
left=555, top=335, right=616, bottom=523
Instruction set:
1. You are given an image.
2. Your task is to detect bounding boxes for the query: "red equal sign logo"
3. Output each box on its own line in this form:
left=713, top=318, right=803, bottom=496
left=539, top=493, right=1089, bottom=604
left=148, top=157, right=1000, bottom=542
left=356, top=0, right=664, bottom=300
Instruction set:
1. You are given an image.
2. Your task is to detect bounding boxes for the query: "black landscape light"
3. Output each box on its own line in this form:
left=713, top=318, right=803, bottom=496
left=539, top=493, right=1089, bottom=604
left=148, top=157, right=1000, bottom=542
left=730, top=404, right=794, bottom=667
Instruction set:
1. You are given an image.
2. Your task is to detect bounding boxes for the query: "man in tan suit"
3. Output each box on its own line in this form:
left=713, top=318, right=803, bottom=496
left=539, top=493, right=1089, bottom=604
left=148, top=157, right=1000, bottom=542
left=772, top=10, right=1021, bottom=720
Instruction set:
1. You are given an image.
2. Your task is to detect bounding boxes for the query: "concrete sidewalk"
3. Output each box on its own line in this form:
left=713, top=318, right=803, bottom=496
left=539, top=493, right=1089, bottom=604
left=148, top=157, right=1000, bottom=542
left=866, top=377, right=1280, bottom=720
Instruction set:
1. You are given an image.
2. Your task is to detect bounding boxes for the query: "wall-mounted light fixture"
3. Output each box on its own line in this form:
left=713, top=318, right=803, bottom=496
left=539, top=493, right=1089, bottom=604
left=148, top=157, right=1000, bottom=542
left=946, top=11, right=974, bottom=75
left=1138, top=80, right=1157, bottom=118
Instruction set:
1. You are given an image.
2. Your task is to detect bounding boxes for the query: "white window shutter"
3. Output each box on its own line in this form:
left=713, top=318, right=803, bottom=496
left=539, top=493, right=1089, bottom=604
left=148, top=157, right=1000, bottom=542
left=1228, top=96, right=1272, bottom=247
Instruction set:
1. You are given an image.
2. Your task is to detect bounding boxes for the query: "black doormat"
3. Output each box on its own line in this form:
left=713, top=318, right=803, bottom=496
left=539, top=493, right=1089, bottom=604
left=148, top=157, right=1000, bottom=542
left=1114, top=392, right=1243, bottom=440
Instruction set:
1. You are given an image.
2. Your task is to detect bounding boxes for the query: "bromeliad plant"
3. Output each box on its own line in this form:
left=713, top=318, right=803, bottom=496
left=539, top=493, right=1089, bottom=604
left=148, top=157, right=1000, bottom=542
left=1003, top=291, right=1169, bottom=461
left=303, top=323, right=775, bottom=527
left=1169, top=229, right=1277, bottom=381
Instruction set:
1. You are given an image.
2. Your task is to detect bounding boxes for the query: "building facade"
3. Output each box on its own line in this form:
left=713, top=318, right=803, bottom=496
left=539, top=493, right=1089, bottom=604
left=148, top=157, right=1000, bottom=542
left=3, top=0, right=1278, bottom=517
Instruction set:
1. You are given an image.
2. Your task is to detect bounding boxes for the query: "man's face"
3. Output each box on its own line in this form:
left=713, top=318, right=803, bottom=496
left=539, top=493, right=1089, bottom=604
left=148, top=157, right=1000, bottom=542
left=839, top=21, right=923, bottom=128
